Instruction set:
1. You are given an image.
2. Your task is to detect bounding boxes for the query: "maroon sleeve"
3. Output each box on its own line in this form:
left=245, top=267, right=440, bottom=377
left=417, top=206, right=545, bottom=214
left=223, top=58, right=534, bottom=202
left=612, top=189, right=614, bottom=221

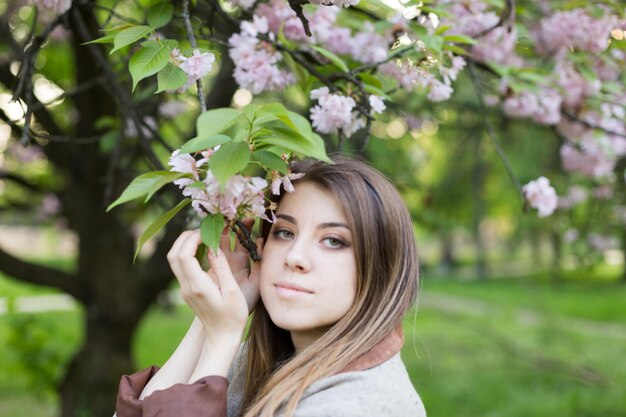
left=116, top=367, right=228, bottom=417
left=116, top=366, right=160, bottom=417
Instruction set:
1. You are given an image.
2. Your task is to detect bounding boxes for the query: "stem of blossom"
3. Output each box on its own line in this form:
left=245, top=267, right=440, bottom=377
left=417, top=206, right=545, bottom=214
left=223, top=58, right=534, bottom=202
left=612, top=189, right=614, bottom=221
left=287, top=0, right=312, bottom=37
left=233, top=221, right=261, bottom=262
left=468, top=62, right=523, bottom=198
left=182, top=0, right=207, bottom=113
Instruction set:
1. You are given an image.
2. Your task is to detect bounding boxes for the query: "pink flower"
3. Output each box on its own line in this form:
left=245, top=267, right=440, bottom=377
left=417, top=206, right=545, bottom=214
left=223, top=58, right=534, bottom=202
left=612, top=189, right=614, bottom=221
left=369, top=95, right=386, bottom=114
left=522, top=177, right=558, bottom=218
left=30, top=0, right=72, bottom=15
left=270, top=172, right=305, bottom=195
left=439, top=56, right=467, bottom=85
left=310, top=90, right=363, bottom=136
left=427, top=79, right=453, bottom=102
left=179, top=49, right=216, bottom=82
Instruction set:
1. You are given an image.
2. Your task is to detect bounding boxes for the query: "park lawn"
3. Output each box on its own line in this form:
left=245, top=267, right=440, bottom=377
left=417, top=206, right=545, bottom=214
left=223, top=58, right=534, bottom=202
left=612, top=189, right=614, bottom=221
left=1, top=279, right=625, bottom=417
left=422, top=273, right=626, bottom=323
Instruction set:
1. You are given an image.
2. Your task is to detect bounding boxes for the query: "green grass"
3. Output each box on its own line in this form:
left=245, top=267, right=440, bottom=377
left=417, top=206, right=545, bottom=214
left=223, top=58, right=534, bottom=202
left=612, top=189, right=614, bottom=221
left=422, top=275, right=626, bottom=323
left=1, top=275, right=625, bottom=417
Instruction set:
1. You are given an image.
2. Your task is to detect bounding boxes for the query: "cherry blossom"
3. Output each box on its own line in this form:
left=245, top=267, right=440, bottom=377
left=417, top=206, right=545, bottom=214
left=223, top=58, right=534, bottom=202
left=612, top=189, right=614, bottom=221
left=369, top=95, right=386, bottom=114
left=30, top=0, right=72, bottom=16
left=270, top=172, right=306, bottom=195
left=179, top=49, right=216, bottom=82
left=228, top=18, right=295, bottom=94
left=522, top=177, right=558, bottom=218
left=309, top=87, right=363, bottom=136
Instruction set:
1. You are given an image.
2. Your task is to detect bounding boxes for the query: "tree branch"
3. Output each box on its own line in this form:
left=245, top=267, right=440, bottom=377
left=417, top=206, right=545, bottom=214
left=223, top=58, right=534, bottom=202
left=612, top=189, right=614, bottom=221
left=468, top=62, right=523, bottom=197
left=0, top=245, right=82, bottom=299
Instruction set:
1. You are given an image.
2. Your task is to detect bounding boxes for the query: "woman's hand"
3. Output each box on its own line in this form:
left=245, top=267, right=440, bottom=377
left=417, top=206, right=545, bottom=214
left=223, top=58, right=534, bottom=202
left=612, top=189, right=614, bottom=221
left=167, top=230, right=259, bottom=339
left=218, top=221, right=263, bottom=313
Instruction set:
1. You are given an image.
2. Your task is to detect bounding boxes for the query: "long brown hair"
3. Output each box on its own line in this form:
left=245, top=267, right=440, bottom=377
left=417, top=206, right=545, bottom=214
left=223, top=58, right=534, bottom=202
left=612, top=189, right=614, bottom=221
left=240, top=155, right=419, bottom=417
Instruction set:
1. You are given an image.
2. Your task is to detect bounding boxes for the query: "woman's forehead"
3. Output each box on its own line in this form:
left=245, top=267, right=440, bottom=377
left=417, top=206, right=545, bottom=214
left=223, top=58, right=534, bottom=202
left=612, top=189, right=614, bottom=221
left=276, top=182, right=348, bottom=224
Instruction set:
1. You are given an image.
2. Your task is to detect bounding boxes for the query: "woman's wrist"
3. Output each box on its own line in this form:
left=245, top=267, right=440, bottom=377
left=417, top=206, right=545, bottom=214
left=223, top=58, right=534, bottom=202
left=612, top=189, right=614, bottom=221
left=188, top=334, right=242, bottom=381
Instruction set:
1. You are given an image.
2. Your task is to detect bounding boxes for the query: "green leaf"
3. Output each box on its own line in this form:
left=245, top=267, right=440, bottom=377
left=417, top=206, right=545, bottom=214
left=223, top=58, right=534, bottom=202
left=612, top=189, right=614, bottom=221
left=83, top=32, right=117, bottom=45
left=129, top=45, right=170, bottom=91
left=357, top=73, right=382, bottom=89
left=442, top=44, right=470, bottom=55
left=156, top=62, right=188, bottom=93
left=276, top=111, right=313, bottom=138
left=179, top=134, right=232, bottom=154
left=107, top=171, right=179, bottom=211
left=310, top=45, right=350, bottom=72
left=434, top=24, right=452, bottom=35
left=256, top=126, right=330, bottom=162
left=363, top=84, right=391, bottom=100
left=443, top=34, right=478, bottom=45
left=147, top=2, right=174, bottom=29
left=208, top=142, right=252, bottom=184
left=144, top=172, right=187, bottom=202
left=134, top=198, right=191, bottom=261
left=196, top=108, right=242, bottom=137
left=420, top=34, right=444, bottom=52
left=252, top=150, right=288, bottom=174
left=111, top=26, right=153, bottom=54
left=162, top=39, right=178, bottom=49
left=200, top=214, right=225, bottom=254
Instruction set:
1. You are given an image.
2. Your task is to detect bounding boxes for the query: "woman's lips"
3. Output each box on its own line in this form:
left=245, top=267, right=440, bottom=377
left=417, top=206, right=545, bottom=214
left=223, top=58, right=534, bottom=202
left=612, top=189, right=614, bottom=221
left=274, top=282, right=313, bottom=296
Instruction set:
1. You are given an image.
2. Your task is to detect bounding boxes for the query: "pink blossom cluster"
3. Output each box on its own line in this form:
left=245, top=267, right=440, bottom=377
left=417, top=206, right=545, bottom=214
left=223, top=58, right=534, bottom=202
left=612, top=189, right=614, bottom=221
left=255, top=2, right=383, bottom=60
left=309, top=87, right=364, bottom=136
left=534, top=8, right=618, bottom=54
left=30, top=0, right=72, bottom=16
left=471, top=27, right=522, bottom=67
left=228, top=16, right=295, bottom=94
left=168, top=150, right=270, bottom=220
left=502, top=89, right=562, bottom=125
left=554, top=60, right=601, bottom=110
left=560, top=137, right=618, bottom=179
left=522, top=177, right=558, bottom=218
left=380, top=55, right=465, bottom=103
left=441, top=1, right=499, bottom=37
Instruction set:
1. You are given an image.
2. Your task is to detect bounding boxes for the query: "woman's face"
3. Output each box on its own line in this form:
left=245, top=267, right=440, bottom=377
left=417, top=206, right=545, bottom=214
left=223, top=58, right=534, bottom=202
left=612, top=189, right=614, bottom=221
left=259, top=181, right=357, bottom=347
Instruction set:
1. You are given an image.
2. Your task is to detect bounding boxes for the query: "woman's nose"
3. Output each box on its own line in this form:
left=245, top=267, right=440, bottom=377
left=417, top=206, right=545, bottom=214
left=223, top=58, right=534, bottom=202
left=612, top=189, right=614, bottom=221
left=284, top=238, right=310, bottom=272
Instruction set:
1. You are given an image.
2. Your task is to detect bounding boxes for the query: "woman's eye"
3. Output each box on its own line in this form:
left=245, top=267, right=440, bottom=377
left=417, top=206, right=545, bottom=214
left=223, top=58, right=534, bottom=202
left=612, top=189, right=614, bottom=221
left=272, top=229, right=294, bottom=239
left=323, top=237, right=346, bottom=249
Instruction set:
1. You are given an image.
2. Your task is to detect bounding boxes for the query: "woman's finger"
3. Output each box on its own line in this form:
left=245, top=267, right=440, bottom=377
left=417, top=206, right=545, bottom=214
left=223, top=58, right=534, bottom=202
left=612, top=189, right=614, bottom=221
left=167, top=230, right=196, bottom=286
left=176, top=232, right=220, bottom=299
left=207, top=249, right=241, bottom=296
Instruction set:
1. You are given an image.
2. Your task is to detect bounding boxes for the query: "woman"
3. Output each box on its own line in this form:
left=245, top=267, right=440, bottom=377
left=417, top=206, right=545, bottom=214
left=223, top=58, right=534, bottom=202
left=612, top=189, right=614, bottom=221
left=115, top=156, right=426, bottom=417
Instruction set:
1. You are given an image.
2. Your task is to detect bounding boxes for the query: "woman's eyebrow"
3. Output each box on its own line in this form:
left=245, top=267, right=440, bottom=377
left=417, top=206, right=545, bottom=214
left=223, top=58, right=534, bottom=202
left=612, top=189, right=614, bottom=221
left=275, top=214, right=350, bottom=231
left=317, top=222, right=350, bottom=231
left=276, top=214, right=297, bottom=224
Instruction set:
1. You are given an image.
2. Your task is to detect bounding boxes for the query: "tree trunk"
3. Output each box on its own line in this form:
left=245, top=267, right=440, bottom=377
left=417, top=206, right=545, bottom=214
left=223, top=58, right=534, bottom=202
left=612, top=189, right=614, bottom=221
left=59, top=314, right=138, bottom=417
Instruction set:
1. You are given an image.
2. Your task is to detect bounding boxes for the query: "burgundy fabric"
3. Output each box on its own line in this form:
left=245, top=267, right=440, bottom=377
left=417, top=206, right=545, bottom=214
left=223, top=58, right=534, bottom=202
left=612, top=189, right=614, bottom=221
left=339, top=325, right=404, bottom=373
left=116, top=326, right=403, bottom=416
left=116, top=366, right=160, bottom=417
left=143, top=376, right=228, bottom=417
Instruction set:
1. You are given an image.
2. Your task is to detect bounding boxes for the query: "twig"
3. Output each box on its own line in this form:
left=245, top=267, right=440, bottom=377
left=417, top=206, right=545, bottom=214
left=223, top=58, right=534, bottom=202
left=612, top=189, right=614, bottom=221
left=287, top=0, right=312, bottom=37
left=182, top=0, right=207, bottom=112
left=233, top=220, right=260, bottom=262
left=562, top=110, right=626, bottom=139
left=468, top=62, right=523, bottom=197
